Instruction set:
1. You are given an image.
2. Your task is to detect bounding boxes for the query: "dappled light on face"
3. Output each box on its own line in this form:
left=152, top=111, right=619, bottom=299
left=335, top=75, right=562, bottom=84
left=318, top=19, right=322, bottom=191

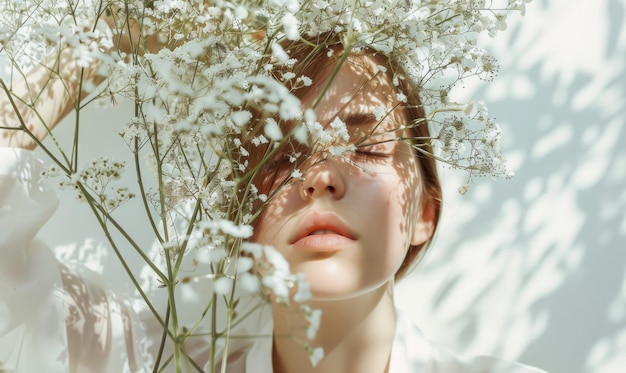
left=251, top=51, right=430, bottom=303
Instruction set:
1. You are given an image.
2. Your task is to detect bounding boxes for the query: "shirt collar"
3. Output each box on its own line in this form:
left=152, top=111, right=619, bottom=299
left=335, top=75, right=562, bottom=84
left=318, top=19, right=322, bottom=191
left=243, top=308, right=432, bottom=373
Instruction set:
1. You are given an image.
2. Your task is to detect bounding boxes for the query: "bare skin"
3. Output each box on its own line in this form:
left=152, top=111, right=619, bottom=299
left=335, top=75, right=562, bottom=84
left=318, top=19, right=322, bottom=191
left=272, top=284, right=396, bottom=373
left=0, top=47, right=96, bottom=149
left=256, top=56, right=435, bottom=373
left=1, top=13, right=436, bottom=372
left=0, top=14, right=165, bottom=149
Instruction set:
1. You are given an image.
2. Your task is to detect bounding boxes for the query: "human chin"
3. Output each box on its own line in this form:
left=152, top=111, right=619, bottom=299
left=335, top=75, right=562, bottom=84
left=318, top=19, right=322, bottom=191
left=290, top=257, right=396, bottom=301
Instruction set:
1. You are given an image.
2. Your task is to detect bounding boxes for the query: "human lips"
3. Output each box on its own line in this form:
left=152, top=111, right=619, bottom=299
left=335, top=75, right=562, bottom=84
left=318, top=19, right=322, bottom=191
left=290, top=211, right=357, bottom=251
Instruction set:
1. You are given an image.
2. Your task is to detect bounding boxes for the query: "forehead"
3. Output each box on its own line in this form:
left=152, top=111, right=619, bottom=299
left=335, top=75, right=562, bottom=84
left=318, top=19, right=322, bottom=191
left=299, top=53, right=407, bottom=133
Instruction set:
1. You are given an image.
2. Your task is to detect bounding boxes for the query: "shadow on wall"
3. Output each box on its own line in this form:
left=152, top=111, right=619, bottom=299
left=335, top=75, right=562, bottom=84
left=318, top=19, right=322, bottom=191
left=27, top=1, right=625, bottom=372
left=397, top=1, right=626, bottom=373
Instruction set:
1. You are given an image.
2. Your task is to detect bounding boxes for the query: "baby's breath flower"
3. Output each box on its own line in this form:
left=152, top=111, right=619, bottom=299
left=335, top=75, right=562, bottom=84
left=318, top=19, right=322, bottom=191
left=282, top=12, right=300, bottom=41
left=303, top=306, right=322, bottom=339
left=214, top=277, right=234, bottom=295
left=293, top=273, right=311, bottom=302
left=373, top=107, right=387, bottom=121
left=1, top=0, right=531, bottom=367
left=241, top=242, right=264, bottom=259
left=297, top=75, right=312, bottom=87
left=199, top=220, right=254, bottom=239
left=305, top=344, right=324, bottom=367
left=264, top=118, right=283, bottom=141
left=290, top=169, right=303, bottom=179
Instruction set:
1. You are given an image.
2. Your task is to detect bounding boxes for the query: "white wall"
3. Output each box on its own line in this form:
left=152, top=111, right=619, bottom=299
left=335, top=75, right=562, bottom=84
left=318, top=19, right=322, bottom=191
left=396, top=1, right=626, bottom=372
left=33, top=1, right=625, bottom=372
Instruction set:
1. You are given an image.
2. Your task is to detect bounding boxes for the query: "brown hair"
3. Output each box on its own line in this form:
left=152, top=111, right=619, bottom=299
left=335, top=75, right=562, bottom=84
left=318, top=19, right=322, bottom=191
left=244, top=34, right=442, bottom=281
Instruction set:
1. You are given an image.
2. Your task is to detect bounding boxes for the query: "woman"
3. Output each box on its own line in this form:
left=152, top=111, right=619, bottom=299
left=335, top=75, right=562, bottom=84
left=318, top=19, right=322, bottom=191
left=227, top=39, right=545, bottom=373
left=0, top=10, right=545, bottom=373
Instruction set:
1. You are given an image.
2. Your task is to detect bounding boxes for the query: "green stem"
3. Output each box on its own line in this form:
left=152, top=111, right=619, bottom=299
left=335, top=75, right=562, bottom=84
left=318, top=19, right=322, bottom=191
left=77, top=183, right=170, bottom=335
left=209, top=292, right=218, bottom=373
left=71, top=67, right=86, bottom=169
left=134, top=134, right=165, bottom=243
left=0, top=78, right=71, bottom=173
left=152, top=303, right=171, bottom=373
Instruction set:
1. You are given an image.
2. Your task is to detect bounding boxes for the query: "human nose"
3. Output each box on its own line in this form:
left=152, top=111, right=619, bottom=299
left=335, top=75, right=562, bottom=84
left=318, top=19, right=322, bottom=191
left=299, top=156, right=346, bottom=201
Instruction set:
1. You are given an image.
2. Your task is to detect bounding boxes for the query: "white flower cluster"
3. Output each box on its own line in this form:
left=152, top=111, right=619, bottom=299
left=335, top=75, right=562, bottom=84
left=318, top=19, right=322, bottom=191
left=1, top=0, right=529, bottom=180
left=304, top=113, right=355, bottom=158
left=431, top=100, right=513, bottom=191
left=0, top=0, right=114, bottom=76
left=42, top=157, right=135, bottom=211
left=240, top=243, right=311, bottom=301
left=1, top=0, right=531, bottom=368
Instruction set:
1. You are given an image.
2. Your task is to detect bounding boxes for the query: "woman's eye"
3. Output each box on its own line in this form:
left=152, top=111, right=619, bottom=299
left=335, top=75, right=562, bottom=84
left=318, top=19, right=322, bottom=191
left=355, top=150, right=388, bottom=158
left=352, top=146, right=391, bottom=161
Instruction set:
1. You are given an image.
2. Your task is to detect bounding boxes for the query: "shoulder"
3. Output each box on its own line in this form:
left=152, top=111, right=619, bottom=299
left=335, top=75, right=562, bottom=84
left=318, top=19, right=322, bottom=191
left=393, top=311, right=547, bottom=373
left=427, top=343, right=546, bottom=373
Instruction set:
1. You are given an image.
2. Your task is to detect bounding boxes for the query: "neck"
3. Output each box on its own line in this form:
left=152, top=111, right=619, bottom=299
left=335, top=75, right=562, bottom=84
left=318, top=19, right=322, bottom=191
left=271, top=282, right=397, bottom=373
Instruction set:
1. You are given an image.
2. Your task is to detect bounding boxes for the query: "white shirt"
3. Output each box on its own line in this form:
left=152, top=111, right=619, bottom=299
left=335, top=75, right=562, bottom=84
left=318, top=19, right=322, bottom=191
left=220, top=307, right=545, bottom=373
left=0, top=147, right=546, bottom=373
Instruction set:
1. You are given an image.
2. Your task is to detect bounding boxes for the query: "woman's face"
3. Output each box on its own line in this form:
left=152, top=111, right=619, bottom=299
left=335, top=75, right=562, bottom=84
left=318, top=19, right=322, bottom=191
left=254, top=55, right=433, bottom=300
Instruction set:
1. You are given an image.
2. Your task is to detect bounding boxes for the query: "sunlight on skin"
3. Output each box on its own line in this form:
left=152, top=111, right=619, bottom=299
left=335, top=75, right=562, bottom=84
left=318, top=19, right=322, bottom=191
left=0, top=14, right=168, bottom=150
left=0, top=47, right=93, bottom=149
left=253, top=54, right=434, bottom=373
left=11, top=1, right=623, bottom=372
left=255, top=55, right=424, bottom=300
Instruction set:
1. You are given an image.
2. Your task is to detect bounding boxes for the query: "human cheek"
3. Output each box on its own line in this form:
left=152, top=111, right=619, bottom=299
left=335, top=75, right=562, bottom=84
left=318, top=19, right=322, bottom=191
left=364, top=171, right=414, bottom=256
left=253, top=184, right=300, bottom=247
left=355, top=177, right=406, bottom=256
